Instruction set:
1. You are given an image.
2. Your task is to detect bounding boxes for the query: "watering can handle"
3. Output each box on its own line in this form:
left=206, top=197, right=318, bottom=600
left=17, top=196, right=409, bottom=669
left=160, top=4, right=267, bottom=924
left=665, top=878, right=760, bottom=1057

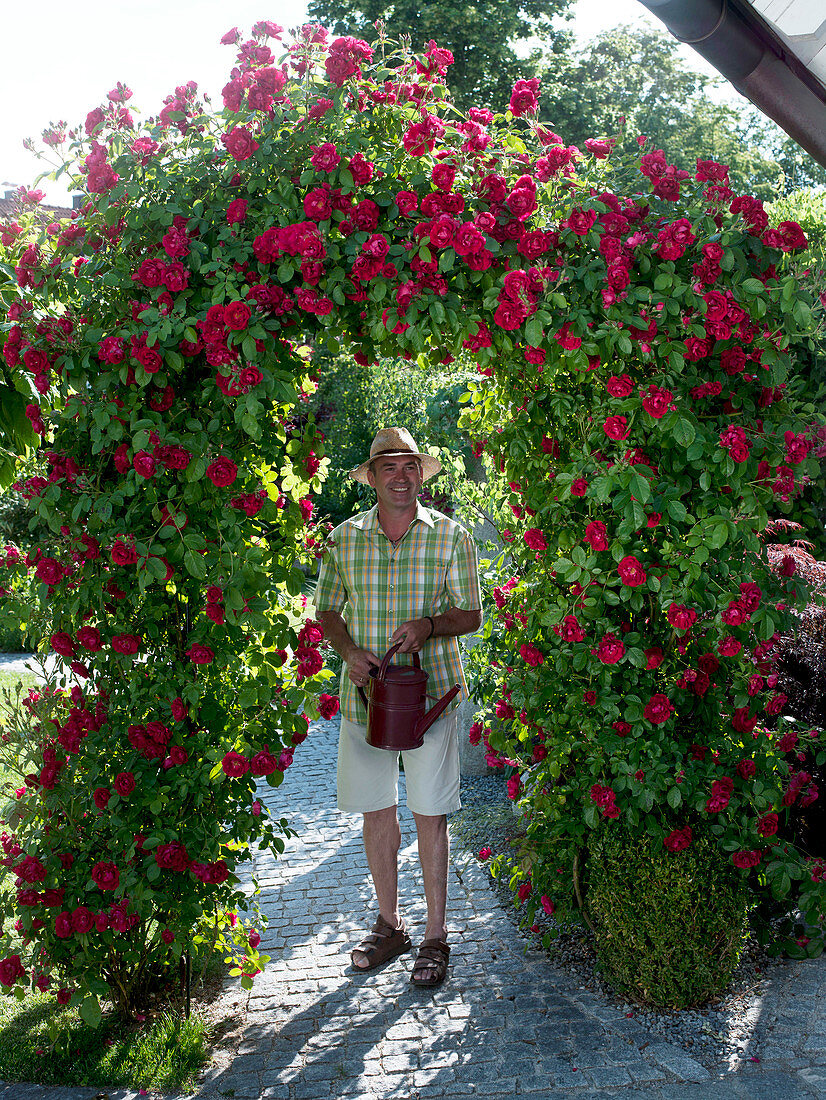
left=377, top=641, right=421, bottom=681
left=357, top=641, right=420, bottom=711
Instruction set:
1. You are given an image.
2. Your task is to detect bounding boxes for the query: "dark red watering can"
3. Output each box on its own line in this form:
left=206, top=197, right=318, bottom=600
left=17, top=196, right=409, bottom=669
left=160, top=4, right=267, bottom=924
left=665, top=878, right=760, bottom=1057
left=358, top=641, right=460, bottom=751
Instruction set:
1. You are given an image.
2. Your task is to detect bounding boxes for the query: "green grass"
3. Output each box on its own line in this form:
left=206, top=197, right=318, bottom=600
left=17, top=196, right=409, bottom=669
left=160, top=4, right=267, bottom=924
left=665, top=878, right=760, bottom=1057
left=0, top=995, right=210, bottom=1091
left=0, top=668, right=38, bottom=703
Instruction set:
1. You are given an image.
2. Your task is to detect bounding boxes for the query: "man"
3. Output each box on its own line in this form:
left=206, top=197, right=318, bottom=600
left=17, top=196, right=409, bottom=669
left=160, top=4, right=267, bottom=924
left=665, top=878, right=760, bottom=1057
left=316, top=427, right=482, bottom=987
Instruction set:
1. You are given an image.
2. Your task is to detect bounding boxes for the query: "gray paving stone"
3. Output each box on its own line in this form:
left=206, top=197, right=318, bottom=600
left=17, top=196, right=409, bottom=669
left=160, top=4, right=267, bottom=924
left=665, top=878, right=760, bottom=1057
left=799, top=1066, right=826, bottom=1092
left=626, top=1061, right=668, bottom=1083
left=737, top=1072, right=821, bottom=1099
left=413, top=1085, right=476, bottom=1098
left=659, top=1082, right=741, bottom=1100
left=206, top=1072, right=262, bottom=1098
left=291, top=1079, right=334, bottom=1099
left=582, top=1065, right=635, bottom=1088
left=645, top=1042, right=711, bottom=1081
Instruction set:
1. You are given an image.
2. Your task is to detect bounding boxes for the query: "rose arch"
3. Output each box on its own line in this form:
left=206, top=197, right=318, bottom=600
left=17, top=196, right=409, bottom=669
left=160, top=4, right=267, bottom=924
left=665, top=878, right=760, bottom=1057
left=0, top=22, right=824, bottom=1019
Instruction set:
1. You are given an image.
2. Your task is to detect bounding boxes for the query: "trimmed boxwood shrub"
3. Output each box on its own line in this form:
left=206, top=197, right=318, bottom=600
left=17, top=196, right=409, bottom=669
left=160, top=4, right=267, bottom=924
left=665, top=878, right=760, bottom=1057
left=586, top=819, right=750, bottom=1009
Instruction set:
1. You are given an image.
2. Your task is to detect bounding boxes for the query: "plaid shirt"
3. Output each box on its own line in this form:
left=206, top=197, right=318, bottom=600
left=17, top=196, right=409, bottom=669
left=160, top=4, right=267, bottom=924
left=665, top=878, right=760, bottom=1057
left=315, top=502, right=481, bottom=722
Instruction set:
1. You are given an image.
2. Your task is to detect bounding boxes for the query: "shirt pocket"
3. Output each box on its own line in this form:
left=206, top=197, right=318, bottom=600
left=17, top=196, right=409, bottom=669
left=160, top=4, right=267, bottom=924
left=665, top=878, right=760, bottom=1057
left=418, top=554, right=452, bottom=612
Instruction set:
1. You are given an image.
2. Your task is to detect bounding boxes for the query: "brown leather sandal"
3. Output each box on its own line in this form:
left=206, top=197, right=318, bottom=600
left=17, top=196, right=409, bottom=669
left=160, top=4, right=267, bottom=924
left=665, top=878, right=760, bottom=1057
left=410, top=938, right=450, bottom=987
left=350, top=914, right=412, bottom=971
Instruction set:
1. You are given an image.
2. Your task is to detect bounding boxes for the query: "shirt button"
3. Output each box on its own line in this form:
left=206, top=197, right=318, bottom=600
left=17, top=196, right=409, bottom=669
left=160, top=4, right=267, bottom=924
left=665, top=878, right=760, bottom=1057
left=389, top=583, right=395, bottom=589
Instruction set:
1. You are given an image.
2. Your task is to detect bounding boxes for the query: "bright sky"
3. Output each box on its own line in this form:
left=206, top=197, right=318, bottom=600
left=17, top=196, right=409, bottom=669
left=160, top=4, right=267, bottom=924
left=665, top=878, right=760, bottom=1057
left=0, top=0, right=713, bottom=205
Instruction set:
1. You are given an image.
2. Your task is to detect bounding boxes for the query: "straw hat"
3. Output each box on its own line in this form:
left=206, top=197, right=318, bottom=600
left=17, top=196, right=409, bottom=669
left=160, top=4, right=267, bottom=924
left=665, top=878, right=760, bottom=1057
left=349, top=427, right=442, bottom=485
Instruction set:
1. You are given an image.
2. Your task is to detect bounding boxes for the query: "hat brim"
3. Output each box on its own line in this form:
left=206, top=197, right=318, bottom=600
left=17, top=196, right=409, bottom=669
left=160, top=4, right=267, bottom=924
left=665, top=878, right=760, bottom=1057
left=349, top=451, right=442, bottom=485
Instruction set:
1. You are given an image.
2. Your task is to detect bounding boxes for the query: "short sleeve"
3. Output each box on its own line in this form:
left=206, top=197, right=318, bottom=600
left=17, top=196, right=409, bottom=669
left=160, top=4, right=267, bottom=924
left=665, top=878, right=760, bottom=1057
left=445, top=527, right=482, bottom=611
left=315, top=546, right=347, bottom=614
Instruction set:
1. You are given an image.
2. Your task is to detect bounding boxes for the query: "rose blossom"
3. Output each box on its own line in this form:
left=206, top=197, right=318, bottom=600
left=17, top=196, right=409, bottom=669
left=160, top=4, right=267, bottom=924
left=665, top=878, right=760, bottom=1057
left=641, top=385, right=675, bottom=419
left=644, top=647, right=664, bottom=669
left=132, top=450, right=156, bottom=478
left=76, top=626, right=103, bottom=650
left=93, top=787, right=111, bottom=810
left=617, top=555, right=647, bottom=587
left=206, top=458, right=238, bottom=488
left=226, top=198, right=247, bottom=225
left=249, top=749, right=278, bottom=776
left=72, top=906, right=95, bottom=934
left=509, top=77, right=540, bottom=117
left=222, top=126, right=259, bottom=161
left=644, top=693, right=674, bottom=724
left=524, top=528, right=546, bottom=552
left=91, top=861, right=120, bottom=890
left=224, top=301, right=251, bottom=330
left=0, top=955, right=26, bottom=986
left=186, top=644, right=214, bottom=664
left=554, top=615, right=586, bottom=643
left=318, top=693, right=340, bottom=720
left=667, top=604, right=696, bottom=631
left=606, top=374, right=634, bottom=398
left=155, top=842, right=190, bottom=872
left=222, top=751, right=250, bottom=777
left=36, top=557, right=66, bottom=586
left=603, top=415, right=630, bottom=441
left=596, top=633, right=625, bottom=664
left=114, top=771, right=135, bottom=796
left=50, top=632, right=75, bottom=657
left=732, top=850, right=762, bottom=869
left=520, top=643, right=544, bottom=667
left=584, top=521, right=608, bottom=552
left=664, top=825, right=692, bottom=852
left=111, top=538, right=138, bottom=566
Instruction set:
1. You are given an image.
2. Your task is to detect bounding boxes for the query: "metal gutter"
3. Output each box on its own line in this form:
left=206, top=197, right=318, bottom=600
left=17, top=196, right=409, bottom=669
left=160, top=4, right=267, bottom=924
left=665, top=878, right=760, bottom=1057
left=637, top=0, right=826, bottom=168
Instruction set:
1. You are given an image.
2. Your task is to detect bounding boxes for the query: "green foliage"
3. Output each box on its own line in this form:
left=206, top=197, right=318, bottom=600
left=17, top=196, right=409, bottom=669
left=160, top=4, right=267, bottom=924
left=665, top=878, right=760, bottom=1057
left=586, top=819, right=750, bottom=1008
left=767, top=188, right=826, bottom=275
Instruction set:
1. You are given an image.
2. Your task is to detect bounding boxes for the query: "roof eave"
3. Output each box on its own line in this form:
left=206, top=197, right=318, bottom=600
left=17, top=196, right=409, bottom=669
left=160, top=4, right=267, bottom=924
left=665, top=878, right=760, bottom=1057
left=637, top=0, right=826, bottom=169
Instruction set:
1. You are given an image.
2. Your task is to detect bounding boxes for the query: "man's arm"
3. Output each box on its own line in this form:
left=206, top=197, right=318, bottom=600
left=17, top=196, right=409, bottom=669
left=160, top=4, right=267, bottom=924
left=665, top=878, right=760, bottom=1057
left=390, top=606, right=482, bottom=654
left=317, top=610, right=381, bottom=685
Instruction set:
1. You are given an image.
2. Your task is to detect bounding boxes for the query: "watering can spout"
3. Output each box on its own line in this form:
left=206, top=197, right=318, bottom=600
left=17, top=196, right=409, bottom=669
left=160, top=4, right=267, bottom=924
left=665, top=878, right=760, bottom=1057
left=416, top=684, right=460, bottom=738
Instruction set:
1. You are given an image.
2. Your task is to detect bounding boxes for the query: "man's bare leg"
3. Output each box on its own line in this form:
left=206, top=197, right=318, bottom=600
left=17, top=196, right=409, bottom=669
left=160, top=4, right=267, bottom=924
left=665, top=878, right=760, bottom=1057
left=352, top=804, right=403, bottom=968
left=411, top=811, right=449, bottom=981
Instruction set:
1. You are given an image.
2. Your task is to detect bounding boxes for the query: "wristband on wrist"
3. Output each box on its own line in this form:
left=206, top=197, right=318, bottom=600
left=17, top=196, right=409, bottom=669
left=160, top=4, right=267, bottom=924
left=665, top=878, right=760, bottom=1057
left=424, top=615, right=435, bottom=640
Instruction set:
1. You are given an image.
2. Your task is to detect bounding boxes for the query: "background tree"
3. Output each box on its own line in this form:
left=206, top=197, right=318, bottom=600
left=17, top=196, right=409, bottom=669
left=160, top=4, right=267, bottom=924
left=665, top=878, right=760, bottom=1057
left=306, top=0, right=574, bottom=111
left=540, top=26, right=826, bottom=200
left=308, top=349, right=476, bottom=526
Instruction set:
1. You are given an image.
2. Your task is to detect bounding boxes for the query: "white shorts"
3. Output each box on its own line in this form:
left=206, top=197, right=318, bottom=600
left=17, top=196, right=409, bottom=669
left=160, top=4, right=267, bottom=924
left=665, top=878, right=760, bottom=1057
left=337, top=711, right=461, bottom=816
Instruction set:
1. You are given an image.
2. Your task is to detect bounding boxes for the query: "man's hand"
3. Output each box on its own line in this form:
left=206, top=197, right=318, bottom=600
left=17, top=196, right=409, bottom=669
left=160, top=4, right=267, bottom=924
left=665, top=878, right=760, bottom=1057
left=390, top=618, right=433, bottom=654
left=317, top=610, right=380, bottom=689
left=346, top=645, right=381, bottom=688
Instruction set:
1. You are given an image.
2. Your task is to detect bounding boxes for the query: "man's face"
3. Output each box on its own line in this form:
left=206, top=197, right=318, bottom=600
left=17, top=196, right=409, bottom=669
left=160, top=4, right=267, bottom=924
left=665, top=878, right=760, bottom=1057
left=367, top=455, right=423, bottom=511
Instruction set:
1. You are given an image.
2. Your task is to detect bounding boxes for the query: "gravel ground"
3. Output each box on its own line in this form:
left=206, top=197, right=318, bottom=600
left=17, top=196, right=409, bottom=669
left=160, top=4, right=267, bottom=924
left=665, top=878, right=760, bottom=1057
left=451, top=770, right=782, bottom=1071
